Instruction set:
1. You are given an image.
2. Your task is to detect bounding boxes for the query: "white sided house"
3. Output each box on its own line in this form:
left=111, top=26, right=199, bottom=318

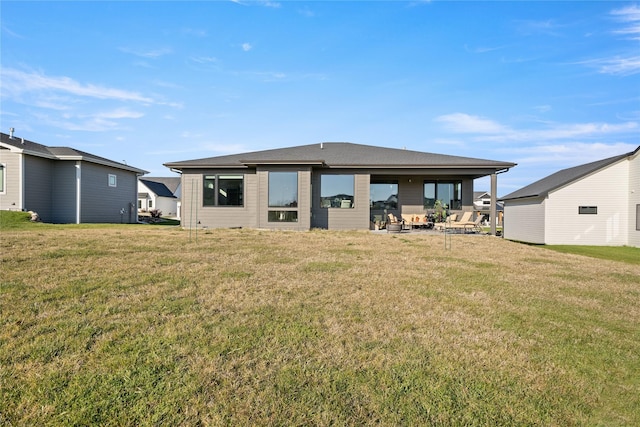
left=500, top=147, right=640, bottom=247
left=138, top=177, right=181, bottom=219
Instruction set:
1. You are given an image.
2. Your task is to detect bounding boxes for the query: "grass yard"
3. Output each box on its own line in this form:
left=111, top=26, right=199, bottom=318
left=1, top=224, right=639, bottom=426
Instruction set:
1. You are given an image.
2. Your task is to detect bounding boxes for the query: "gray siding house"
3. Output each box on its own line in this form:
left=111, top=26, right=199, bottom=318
left=0, top=131, right=147, bottom=223
left=501, top=147, right=640, bottom=247
left=165, top=142, right=516, bottom=233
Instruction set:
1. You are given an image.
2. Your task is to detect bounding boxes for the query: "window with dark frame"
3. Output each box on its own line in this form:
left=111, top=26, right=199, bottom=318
left=424, top=181, right=462, bottom=210
left=268, top=172, right=298, bottom=222
left=370, top=181, right=398, bottom=210
left=578, top=206, right=597, bottom=215
left=203, top=175, right=244, bottom=207
left=320, top=174, right=354, bottom=208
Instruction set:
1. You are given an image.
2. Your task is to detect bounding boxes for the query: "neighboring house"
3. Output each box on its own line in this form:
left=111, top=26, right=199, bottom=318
left=164, top=142, right=516, bottom=232
left=138, top=177, right=181, bottom=219
left=473, top=191, right=504, bottom=224
left=0, top=131, right=148, bottom=223
left=500, top=147, right=640, bottom=247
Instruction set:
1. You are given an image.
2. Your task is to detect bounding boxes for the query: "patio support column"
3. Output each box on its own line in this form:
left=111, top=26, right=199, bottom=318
left=490, top=173, right=497, bottom=236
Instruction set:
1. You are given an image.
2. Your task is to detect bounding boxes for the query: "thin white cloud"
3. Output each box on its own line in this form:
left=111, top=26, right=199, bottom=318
left=1, top=68, right=154, bottom=103
left=508, top=142, right=638, bottom=166
left=611, top=4, right=640, bottom=40
left=119, top=46, right=173, bottom=58
left=435, top=113, right=508, bottom=134
left=189, top=56, right=218, bottom=64
left=576, top=56, right=640, bottom=76
left=91, top=108, right=144, bottom=120
left=435, top=112, right=638, bottom=143
left=576, top=4, right=640, bottom=75
left=242, top=43, right=253, bottom=52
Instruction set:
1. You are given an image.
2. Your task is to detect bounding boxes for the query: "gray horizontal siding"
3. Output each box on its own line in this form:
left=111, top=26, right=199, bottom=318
left=0, top=149, right=23, bottom=211
left=80, top=162, right=139, bottom=223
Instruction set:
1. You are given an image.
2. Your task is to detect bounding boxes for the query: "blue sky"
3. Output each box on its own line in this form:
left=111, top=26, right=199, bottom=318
left=1, top=1, right=638, bottom=196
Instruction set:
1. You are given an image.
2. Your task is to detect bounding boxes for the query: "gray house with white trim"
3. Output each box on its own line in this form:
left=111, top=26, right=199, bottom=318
left=165, top=142, right=516, bottom=232
left=501, top=147, right=640, bottom=247
left=0, top=131, right=147, bottom=223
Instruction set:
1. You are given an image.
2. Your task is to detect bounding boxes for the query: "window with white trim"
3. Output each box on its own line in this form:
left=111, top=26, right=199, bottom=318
left=108, top=174, right=117, bottom=187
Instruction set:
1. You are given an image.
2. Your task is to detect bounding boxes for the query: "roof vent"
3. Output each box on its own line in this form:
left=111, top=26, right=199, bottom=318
left=320, top=142, right=324, bottom=149
left=9, top=127, right=14, bottom=139
left=21, top=137, right=25, bottom=144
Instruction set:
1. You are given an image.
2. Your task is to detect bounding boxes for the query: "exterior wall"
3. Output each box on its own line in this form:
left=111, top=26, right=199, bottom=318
left=503, top=197, right=546, bottom=244
left=50, top=161, right=77, bottom=223
left=179, top=167, right=501, bottom=231
left=154, top=197, right=178, bottom=218
left=311, top=171, right=370, bottom=230
left=545, top=160, right=629, bottom=246
left=257, top=167, right=312, bottom=231
left=629, top=152, right=640, bottom=248
left=398, top=176, right=475, bottom=217
left=79, top=162, right=138, bottom=223
left=24, top=155, right=55, bottom=222
left=0, top=148, right=23, bottom=211
left=181, top=169, right=258, bottom=229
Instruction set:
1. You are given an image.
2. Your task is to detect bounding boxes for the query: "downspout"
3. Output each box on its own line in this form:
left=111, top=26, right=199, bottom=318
left=75, top=161, right=81, bottom=224
left=19, top=153, right=24, bottom=211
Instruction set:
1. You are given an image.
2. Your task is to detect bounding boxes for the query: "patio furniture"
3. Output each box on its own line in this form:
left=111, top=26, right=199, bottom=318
left=434, top=213, right=457, bottom=231
left=387, top=213, right=410, bottom=233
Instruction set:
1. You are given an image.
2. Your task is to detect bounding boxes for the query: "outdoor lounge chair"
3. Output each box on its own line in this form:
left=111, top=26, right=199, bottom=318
left=449, top=213, right=484, bottom=233
left=387, top=213, right=410, bottom=232
left=434, top=213, right=457, bottom=231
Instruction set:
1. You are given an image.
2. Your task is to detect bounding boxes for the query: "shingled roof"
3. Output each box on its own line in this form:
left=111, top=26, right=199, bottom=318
left=1, top=132, right=147, bottom=174
left=164, top=142, right=515, bottom=170
left=501, top=146, right=639, bottom=201
left=140, top=178, right=177, bottom=198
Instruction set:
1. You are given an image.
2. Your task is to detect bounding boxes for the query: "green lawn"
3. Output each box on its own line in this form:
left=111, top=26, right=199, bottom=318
left=1, top=224, right=639, bottom=426
left=542, top=245, right=640, bottom=265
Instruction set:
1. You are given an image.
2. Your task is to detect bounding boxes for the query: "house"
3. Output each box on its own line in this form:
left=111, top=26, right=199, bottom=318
left=138, top=177, right=181, bottom=219
left=164, top=142, right=516, bottom=232
left=473, top=191, right=504, bottom=225
left=500, top=147, right=640, bottom=247
left=0, top=130, right=148, bottom=223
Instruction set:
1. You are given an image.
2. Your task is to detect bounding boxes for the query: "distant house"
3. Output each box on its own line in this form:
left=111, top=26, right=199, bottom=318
left=0, top=131, right=147, bottom=223
left=500, top=147, right=640, bottom=247
left=138, top=177, right=181, bottom=219
left=473, top=191, right=503, bottom=225
left=164, top=142, right=516, bottom=232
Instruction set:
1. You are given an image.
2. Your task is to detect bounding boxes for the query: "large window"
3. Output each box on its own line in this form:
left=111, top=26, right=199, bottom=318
left=203, top=175, right=244, bottom=206
left=370, top=181, right=398, bottom=210
left=268, top=172, right=298, bottom=222
left=424, top=181, right=461, bottom=210
left=269, top=172, right=298, bottom=207
left=321, top=175, right=354, bottom=208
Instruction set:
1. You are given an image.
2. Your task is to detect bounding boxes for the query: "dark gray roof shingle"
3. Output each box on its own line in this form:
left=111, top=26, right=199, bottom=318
left=1, top=132, right=148, bottom=174
left=501, top=147, right=639, bottom=201
left=139, top=179, right=177, bottom=198
left=164, top=142, right=515, bottom=169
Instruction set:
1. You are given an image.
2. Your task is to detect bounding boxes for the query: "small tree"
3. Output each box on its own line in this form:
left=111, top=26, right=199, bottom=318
left=433, top=200, right=448, bottom=222
left=149, top=209, right=163, bottom=219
